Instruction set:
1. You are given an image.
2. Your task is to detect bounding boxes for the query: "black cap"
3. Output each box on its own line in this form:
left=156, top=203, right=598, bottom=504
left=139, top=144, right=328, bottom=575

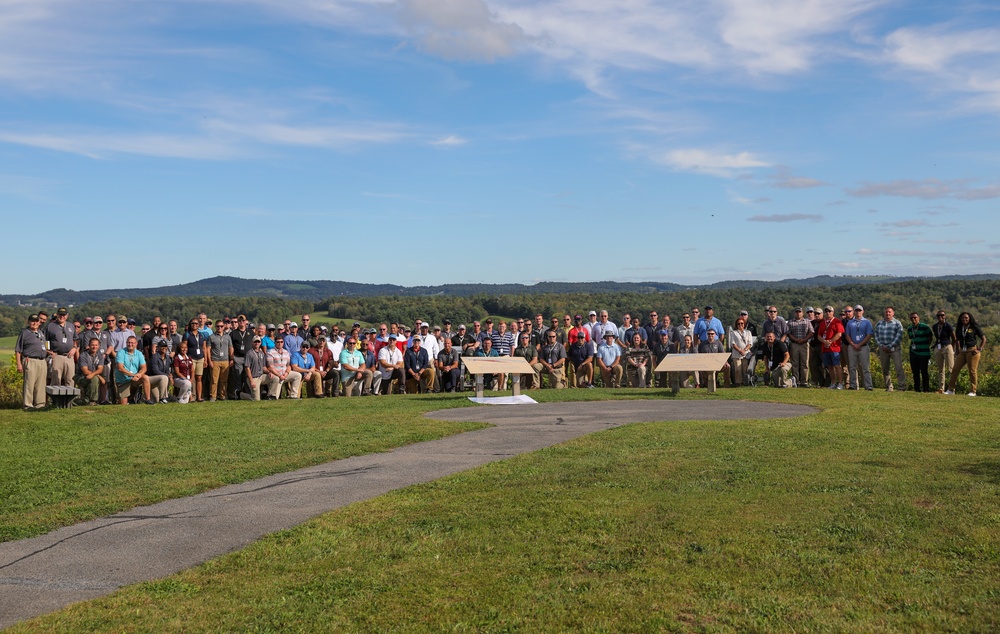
left=57, top=307, right=68, bottom=315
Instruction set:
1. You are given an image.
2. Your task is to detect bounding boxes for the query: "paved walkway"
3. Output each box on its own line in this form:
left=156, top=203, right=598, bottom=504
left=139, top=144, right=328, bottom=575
left=0, top=400, right=814, bottom=628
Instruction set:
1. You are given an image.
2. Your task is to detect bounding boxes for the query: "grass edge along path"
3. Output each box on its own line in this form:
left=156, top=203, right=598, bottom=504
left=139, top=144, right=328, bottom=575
left=12, top=389, right=1000, bottom=632
left=0, top=396, right=488, bottom=543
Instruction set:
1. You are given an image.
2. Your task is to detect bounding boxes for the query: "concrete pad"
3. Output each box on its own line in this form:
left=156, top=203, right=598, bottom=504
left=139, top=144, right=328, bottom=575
left=0, top=399, right=815, bottom=628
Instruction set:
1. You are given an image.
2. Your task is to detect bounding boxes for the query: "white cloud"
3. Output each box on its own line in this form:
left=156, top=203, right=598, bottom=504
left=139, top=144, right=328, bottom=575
left=718, top=0, right=883, bottom=74
left=747, top=213, right=822, bottom=223
left=767, top=166, right=828, bottom=189
left=398, top=0, right=528, bottom=62
left=657, top=148, right=769, bottom=177
left=885, top=25, right=1000, bottom=114
left=886, top=26, right=1000, bottom=73
left=0, top=115, right=410, bottom=160
left=431, top=134, right=468, bottom=146
left=846, top=178, right=1000, bottom=200
left=0, top=130, right=241, bottom=160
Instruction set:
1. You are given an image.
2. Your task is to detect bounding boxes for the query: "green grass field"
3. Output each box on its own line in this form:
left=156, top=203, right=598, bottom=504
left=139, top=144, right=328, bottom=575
left=0, top=396, right=485, bottom=543
left=8, top=389, right=1000, bottom=632
left=0, top=335, right=15, bottom=367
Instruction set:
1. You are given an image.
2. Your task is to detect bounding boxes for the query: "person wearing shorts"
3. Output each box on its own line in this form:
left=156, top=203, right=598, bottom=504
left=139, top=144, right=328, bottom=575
left=816, top=306, right=844, bottom=390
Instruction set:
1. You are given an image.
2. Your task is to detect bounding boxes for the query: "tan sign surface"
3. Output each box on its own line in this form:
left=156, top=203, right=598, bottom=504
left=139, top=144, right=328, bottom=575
left=462, top=357, right=537, bottom=374
left=654, top=353, right=730, bottom=373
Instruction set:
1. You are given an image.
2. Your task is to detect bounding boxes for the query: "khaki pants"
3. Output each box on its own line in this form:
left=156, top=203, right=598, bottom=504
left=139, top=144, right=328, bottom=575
left=49, top=354, right=74, bottom=387
left=877, top=346, right=905, bottom=391
left=934, top=345, right=954, bottom=391
left=948, top=349, right=981, bottom=394
left=263, top=371, right=302, bottom=399
left=209, top=360, right=230, bottom=400
left=573, top=363, right=593, bottom=387
left=406, top=368, right=434, bottom=394
left=600, top=364, right=623, bottom=388
left=241, top=376, right=262, bottom=401
left=545, top=366, right=566, bottom=389
left=302, top=371, right=323, bottom=397
left=149, top=375, right=170, bottom=401
left=626, top=365, right=647, bottom=388
left=770, top=363, right=792, bottom=388
left=847, top=345, right=872, bottom=390
left=342, top=370, right=374, bottom=396
left=525, top=361, right=543, bottom=388
left=789, top=342, right=810, bottom=385
left=23, top=357, right=48, bottom=409
left=731, top=357, right=749, bottom=386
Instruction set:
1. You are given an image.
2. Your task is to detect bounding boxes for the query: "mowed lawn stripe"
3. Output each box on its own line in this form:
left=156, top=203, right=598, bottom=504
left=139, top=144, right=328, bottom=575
left=12, top=390, right=1000, bottom=632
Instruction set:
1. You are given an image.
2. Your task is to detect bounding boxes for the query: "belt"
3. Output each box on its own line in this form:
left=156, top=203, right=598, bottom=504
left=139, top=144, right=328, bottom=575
left=27, top=355, right=47, bottom=360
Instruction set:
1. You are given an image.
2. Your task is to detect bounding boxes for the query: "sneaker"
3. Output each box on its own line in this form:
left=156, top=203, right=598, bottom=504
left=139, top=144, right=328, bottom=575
left=886, top=385, right=893, bottom=392
left=836, top=383, right=844, bottom=390
left=936, top=389, right=944, bottom=394
left=144, top=399, right=156, bottom=405
left=943, top=390, right=954, bottom=395
left=967, top=392, right=977, bottom=397
left=828, top=384, right=838, bottom=390
left=159, top=398, right=169, bottom=404
left=209, top=398, right=217, bottom=402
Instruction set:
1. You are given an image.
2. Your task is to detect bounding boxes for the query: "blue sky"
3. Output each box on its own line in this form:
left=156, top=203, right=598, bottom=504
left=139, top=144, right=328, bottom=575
left=1, top=0, right=999, bottom=294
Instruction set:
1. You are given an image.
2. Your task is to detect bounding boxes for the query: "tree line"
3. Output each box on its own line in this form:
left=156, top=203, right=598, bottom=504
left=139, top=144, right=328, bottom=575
left=1, top=279, right=998, bottom=338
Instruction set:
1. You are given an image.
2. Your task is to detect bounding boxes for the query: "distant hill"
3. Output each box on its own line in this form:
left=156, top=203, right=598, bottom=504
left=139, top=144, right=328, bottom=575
left=3, top=274, right=1000, bottom=306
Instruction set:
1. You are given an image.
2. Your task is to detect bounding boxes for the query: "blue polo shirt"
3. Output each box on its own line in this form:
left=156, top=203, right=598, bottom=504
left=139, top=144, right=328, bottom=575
left=290, top=351, right=315, bottom=370
left=693, top=317, right=725, bottom=342
left=115, top=349, right=146, bottom=384
left=596, top=342, right=621, bottom=367
left=845, top=318, right=873, bottom=345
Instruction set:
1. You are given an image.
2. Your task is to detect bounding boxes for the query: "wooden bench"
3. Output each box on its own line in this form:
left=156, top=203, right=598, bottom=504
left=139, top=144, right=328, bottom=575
left=654, top=353, right=731, bottom=394
left=46, top=385, right=81, bottom=409
left=460, top=357, right=537, bottom=399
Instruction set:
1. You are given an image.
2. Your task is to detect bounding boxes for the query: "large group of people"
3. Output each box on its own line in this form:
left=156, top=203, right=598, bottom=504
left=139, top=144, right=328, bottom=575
left=13, top=303, right=988, bottom=410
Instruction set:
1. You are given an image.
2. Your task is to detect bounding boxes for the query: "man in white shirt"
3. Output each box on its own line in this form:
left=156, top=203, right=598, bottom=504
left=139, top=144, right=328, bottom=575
left=378, top=334, right=405, bottom=394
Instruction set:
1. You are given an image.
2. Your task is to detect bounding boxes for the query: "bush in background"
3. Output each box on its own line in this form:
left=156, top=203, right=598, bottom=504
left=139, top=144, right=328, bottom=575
left=0, top=356, right=23, bottom=409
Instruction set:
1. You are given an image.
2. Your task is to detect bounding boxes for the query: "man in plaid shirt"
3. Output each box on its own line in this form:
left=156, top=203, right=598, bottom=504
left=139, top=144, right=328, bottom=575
left=874, top=306, right=905, bottom=392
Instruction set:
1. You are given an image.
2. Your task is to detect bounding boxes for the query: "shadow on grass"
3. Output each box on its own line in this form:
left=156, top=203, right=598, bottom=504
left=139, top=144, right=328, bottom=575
left=958, top=461, right=1000, bottom=484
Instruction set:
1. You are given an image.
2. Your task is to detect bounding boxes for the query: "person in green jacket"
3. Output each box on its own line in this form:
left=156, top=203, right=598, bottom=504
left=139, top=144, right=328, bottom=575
left=906, top=312, right=933, bottom=392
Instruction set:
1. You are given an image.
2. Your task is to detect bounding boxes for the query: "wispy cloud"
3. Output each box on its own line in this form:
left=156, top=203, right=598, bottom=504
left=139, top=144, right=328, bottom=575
left=398, top=0, right=529, bottom=62
left=847, top=178, right=1000, bottom=200
left=885, top=25, right=1000, bottom=114
left=431, top=134, right=468, bottom=146
left=0, top=130, right=241, bottom=160
left=879, top=219, right=927, bottom=228
left=767, top=166, right=829, bottom=189
left=718, top=0, right=884, bottom=74
left=657, top=148, right=769, bottom=177
left=0, top=173, right=55, bottom=202
left=747, top=213, right=822, bottom=223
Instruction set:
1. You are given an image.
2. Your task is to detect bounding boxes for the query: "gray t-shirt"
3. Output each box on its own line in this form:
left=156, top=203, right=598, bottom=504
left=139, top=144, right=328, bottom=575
left=244, top=349, right=266, bottom=378
left=207, top=333, right=232, bottom=361
left=77, top=349, right=104, bottom=374
left=15, top=328, right=47, bottom=359
left=45, top=320, right=76, bottom=354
